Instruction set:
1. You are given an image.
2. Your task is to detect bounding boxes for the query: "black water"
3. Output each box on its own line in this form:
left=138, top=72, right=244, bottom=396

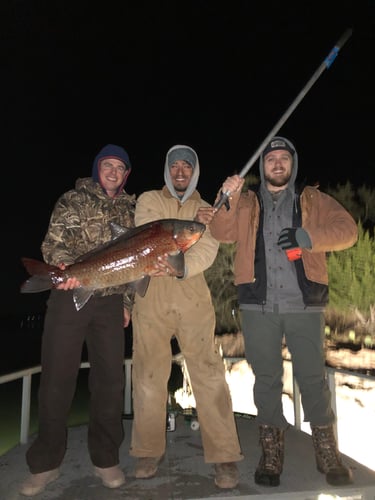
left=0, top=313, right=136, bottom=376
left=1, top=314, right=45, bottom=375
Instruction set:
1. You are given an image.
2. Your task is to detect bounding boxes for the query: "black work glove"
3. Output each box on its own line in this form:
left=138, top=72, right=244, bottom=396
left=277, top=227, right=312, bottom=250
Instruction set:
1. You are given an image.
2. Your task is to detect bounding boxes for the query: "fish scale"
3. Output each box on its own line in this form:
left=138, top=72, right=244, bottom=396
left=71, top=223, right=189, bottom=288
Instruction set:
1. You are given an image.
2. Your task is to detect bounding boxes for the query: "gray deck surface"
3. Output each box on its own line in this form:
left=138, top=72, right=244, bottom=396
left=1, top=413, right=375, bottom=500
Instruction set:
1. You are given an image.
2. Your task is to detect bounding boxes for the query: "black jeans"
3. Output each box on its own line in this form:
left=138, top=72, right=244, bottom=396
left=26, top=290, right=125, bottom=473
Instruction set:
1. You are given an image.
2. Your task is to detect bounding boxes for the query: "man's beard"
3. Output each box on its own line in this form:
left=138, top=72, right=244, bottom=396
left=173, top=182, right=188, bottom=195
left=264, top=172, right=291, bottom=187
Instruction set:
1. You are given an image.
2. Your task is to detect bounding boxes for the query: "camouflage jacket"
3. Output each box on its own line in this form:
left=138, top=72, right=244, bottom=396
left=41, top=177, right=136, bottom=310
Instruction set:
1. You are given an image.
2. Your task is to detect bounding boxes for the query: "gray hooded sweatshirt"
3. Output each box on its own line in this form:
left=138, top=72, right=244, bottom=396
left=164, top=144, right=200, bottom=204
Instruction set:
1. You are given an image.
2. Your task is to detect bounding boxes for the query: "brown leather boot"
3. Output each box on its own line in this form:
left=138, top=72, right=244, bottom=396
left=214, top=462, right=239, bottom=489
left=311, top=425, right=353, bottom=486
left=254, top=425, right=285, bottom=487
left=134, top=456, right=163, bottom=479
left=19, top=469, right=59, bottom=497
left=94, top=465, right=125, bottom=488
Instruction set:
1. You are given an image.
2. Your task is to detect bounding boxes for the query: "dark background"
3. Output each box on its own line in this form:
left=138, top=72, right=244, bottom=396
left=3, top=0, right=374, bottom=316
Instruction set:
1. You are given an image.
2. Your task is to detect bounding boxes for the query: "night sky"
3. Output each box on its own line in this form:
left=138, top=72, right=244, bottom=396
left=3, top=1, right=374, bottom=315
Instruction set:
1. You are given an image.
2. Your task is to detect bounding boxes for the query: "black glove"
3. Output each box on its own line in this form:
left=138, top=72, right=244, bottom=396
left=277, top=227, right=312, bottom=250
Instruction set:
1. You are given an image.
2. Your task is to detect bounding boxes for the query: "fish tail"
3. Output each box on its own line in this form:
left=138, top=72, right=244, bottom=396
left=21, top=257, right=56, bottom=276
left=20, top=257, right=58, bottom=293
left=21, top=275, right=53, bottom=293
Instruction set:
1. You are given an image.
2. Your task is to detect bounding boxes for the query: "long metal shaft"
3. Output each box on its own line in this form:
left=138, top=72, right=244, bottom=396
left=214, top=28, right=352, bottom=211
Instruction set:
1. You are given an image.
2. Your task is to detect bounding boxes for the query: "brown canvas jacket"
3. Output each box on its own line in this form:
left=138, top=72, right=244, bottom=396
left=210, top=185, right=358, bottom=286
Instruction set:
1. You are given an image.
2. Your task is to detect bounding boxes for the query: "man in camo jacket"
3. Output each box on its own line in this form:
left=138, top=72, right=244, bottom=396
left=20, top=144, right=136, bottom=497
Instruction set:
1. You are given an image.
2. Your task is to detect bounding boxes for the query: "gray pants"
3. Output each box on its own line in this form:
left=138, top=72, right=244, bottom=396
left=240, top=309, right=335, bottom=430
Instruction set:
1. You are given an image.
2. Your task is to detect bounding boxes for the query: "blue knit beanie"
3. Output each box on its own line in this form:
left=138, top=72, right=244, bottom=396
left=92, top=144, right=131, bottom=183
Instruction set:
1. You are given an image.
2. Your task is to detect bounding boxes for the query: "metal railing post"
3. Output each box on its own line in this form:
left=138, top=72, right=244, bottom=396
left=20, top=374, right=32, bottom=444
left=124, top=359, right=133, bottom=416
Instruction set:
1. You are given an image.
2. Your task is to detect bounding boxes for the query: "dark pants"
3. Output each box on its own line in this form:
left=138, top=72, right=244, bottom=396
left=240, top=310, right=335, bottom=430
left=26, top=290, right=125, bottom=473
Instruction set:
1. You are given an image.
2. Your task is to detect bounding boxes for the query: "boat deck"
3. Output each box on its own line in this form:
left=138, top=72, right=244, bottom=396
left=1, top=413, right=375, bottom=499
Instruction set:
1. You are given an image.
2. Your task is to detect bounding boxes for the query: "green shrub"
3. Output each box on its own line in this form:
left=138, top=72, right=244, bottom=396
left=328, top=223, right=375, bottom=314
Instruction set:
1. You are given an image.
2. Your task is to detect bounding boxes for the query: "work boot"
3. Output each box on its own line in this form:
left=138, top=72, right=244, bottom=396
left=214, top=462, right=239, bottom=489
left=134, top=456, right=162, bottom=479
left=254, top=425, right=285, bottom=487
left=311, top=424, right=353, bottom=486
left=19, top=468, right=59, bottom=497
left=94, top=465, right=125, bottom=488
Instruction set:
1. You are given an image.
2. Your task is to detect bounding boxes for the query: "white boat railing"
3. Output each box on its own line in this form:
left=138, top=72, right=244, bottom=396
left=0, top=360, right=132, bottom=446
left=0, top=358, right=374, bottom=450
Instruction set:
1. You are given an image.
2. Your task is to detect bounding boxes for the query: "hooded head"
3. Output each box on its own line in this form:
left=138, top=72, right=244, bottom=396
left=164, top=145, right=200, bottom=204
left=92, top=144, right=132, bottom=195
left=259, top=136, right=298, bottom=188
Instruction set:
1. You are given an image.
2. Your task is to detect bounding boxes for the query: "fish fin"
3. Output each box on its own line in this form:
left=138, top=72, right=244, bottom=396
left=167, top=252, right=185, bottom=276
left=75, top=225, right=130, bottom=262
left=73, top=289, right=93, bottom=311
left=127, top=276, right=150, bottom=297
left=20, top=276, right=52, bottom=293
left=20, top=257, right=57, bottom=293
left=109, top=222, right=131, bottom=239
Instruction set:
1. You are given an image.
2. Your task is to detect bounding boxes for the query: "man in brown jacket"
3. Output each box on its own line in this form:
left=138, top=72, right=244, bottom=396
left=210, top=136, right=358, bottom=488
left=129, top=144, right=243, bottom=489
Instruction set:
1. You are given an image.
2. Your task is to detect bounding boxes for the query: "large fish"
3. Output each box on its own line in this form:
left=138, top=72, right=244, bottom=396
left=21, top=218, right=205, bottom=311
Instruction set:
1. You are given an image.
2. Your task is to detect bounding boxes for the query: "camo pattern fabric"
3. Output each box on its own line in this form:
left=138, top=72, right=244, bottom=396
left=41, top=177, right=136, bottom=309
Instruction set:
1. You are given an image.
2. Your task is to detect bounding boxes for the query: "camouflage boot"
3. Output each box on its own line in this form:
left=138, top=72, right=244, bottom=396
left=254, top=425, right=285, bottom=487
left=311, top=425, right=353, bottom=486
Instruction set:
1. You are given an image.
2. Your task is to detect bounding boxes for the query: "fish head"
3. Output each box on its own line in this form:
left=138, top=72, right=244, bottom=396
left=172, top=219, right=206, bottom=252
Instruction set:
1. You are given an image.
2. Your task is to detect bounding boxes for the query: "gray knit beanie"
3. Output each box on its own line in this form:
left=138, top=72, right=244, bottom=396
left=167, top=147, right=197, bottom=168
